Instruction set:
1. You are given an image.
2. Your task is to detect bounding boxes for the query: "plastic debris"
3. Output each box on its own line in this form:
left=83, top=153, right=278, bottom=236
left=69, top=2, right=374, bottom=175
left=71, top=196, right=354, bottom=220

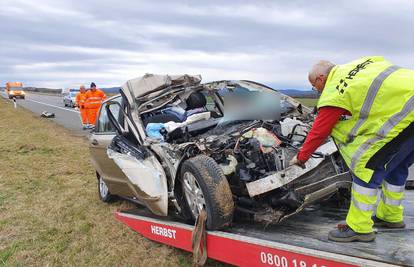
left=41, top=111, right=55, bottom=118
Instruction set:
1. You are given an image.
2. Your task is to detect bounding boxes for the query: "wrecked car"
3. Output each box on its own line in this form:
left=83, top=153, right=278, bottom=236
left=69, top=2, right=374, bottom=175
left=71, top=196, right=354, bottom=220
left=89, top=74, right=351, bottom=230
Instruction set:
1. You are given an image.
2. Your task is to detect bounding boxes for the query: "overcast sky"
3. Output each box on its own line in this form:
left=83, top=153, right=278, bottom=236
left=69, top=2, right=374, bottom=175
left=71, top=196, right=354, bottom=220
left=1, top=0, right=414, bottom=89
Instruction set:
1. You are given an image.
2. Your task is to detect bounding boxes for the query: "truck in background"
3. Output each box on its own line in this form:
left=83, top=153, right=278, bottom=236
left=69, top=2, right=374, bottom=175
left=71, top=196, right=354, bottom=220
left=6, top=82, right=25, bottom=99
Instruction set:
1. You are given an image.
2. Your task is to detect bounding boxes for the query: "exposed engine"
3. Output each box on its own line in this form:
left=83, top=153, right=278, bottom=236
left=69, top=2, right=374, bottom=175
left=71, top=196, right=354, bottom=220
left=146, top=102, right=349, bottom=224
left=206, top=128, right=286, bottom=181
left=177, top=118, right=350, bottom=223
left=196, top=119, right=309, bottom=182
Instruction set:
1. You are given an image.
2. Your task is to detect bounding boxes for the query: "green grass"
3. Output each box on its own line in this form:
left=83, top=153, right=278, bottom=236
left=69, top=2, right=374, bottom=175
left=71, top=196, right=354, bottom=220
left=0, top=99, right=225, bottom=266
left=294, top=97, right=318, bottom=107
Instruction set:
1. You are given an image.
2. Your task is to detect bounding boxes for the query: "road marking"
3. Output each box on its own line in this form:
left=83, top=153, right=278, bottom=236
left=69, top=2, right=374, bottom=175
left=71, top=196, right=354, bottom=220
left=26, top=99, right=80, bottom=113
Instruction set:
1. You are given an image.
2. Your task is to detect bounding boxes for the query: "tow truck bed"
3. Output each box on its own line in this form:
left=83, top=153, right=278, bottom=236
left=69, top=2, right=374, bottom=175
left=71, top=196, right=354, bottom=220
left=115, top=191, right=414, bottom=267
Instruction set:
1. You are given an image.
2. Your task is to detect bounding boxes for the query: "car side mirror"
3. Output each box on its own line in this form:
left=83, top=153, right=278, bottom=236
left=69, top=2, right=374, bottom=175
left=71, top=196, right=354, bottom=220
left=105, top=101, right=126, bottom=136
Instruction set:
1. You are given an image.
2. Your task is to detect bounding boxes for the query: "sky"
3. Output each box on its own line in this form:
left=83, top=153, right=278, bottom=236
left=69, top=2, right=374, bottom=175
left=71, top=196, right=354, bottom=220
left=1, top=0, right=414, bottom=90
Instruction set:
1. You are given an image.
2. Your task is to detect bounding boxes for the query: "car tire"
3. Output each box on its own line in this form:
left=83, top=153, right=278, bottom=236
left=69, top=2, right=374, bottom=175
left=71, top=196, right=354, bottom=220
left=179, top=155, right=234, bottom=230
left=98, top=175, right=114, bottom=202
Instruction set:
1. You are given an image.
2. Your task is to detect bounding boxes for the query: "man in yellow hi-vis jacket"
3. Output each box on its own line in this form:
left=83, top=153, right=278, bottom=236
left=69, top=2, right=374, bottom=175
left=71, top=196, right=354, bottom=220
left=290, top=56, right=414, bottom=242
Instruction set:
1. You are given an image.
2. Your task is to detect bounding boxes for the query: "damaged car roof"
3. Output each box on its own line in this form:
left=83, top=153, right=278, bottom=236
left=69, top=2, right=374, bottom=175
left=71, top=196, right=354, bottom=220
left=121, top=74, right=202, bottom=103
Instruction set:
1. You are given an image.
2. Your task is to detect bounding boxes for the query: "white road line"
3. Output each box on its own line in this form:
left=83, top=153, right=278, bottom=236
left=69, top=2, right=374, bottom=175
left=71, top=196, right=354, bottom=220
left=26, top=99, right=80, bottom=113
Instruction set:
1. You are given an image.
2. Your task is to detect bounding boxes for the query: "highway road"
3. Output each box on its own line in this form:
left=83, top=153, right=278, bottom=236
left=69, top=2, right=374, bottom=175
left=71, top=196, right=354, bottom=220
left=1, top=91, right=86, bottom=136
left=2, top=90, right=413, bottom=180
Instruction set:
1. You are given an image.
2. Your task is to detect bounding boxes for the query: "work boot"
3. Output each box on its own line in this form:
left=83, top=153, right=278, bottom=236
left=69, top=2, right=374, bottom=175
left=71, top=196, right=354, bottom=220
left=328, top=224, right=376, bottom=242
left=372, top=216, right=406, bottom=229
left=406, top=180, right=414, bottom=190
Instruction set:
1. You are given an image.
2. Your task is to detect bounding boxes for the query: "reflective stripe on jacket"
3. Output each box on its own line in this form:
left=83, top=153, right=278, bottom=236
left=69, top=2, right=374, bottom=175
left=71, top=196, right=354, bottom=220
left=317, top=56, right=414, bottom=183
left=85, top=89, right=106, bottom=109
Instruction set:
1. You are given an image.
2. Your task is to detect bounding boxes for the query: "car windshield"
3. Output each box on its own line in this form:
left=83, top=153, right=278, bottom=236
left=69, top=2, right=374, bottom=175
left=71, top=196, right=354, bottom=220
left=9, top=87, right=23, bottom=91
left=70, top=92, right=78, bottom=97
left=216, top=81, right=281, bottom=123
left=138, top=80, right=297, bottom=134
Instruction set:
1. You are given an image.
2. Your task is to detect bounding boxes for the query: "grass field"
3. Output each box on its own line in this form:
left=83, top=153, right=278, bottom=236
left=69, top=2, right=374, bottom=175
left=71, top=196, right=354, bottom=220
left=294, top=98, right=318, bottom=107
left=0, top=99, right=223, bottom=266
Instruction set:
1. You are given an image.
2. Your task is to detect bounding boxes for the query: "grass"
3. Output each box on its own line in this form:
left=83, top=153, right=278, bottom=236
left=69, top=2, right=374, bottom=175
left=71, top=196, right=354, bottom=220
left=294, top=97, right=318, bottom=107
left=0, top=99, right=225, bottom=266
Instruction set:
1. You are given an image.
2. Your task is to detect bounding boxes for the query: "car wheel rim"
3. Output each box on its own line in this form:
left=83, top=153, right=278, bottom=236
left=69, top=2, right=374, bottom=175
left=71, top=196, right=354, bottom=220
left=182, top=172, right=206, bottom=218
left=99, top=177, right=109, bottom=198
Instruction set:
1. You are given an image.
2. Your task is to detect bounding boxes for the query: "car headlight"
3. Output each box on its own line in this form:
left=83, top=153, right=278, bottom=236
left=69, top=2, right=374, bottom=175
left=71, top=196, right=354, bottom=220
left=21, top=91, right=25, bottom=94
left=9, top=91, right=14, bottom=94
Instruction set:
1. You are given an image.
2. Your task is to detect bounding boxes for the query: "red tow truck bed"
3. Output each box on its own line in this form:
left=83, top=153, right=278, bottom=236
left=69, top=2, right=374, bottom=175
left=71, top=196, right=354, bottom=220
left=115, top=191, right=414, bottom=267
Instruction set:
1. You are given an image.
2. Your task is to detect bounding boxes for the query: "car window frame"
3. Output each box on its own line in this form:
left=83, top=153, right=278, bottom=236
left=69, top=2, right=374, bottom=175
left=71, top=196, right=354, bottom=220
left=95, top=96, right=123, bottom=135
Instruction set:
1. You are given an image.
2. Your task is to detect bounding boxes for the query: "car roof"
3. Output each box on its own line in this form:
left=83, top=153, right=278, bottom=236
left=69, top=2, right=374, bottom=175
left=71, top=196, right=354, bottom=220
left=102, top=94, right=121, bottom=103
left=121, top=74, right=202, bottom=101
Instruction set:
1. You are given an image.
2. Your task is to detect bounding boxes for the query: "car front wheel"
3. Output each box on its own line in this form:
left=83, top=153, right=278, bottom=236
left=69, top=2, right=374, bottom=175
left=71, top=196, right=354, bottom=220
left=179, top=155, right=234, bottom=230
left=98, top=175, right=113, bottom=202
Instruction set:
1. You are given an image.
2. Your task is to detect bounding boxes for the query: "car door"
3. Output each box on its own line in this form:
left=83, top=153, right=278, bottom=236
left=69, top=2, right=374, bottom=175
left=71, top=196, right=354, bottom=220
left=89, top=96, right=135, bottom=197
left=103, top=88, right=168, bottom=216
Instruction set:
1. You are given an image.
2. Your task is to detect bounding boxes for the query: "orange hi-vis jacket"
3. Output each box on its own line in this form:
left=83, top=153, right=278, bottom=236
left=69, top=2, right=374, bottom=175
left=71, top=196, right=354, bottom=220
left=85, top=89, right=106, bottom=109
left=75, top=92, right=88, bottom=108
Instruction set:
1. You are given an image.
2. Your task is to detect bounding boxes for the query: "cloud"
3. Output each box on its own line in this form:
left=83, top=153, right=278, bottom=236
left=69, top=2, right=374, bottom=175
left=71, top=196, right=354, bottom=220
left=173, top=3, right=329, bottom=27
left=1, top=0, right=414, bottom=89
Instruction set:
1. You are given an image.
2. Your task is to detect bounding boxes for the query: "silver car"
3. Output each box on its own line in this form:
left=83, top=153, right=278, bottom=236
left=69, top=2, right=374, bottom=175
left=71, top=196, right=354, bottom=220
left=89, top=74, right=351, bottom=230
left=63, top=90, right=79, bottom=107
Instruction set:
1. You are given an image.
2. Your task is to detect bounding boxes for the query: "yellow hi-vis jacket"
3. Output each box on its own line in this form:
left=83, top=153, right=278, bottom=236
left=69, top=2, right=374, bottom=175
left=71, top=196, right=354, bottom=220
left=317, top=56, right=414, bottom=183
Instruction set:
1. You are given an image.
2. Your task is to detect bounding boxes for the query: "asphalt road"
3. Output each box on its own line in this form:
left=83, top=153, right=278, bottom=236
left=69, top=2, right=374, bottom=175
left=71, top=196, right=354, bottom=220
left=2, top=90, right=413, bottom=180
left=1, top=91, right=86, bottom=136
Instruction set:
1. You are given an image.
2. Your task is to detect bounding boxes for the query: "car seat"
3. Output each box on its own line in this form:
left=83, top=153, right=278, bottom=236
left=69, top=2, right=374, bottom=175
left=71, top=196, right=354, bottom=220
left=143, top=92, right=207, bottom=125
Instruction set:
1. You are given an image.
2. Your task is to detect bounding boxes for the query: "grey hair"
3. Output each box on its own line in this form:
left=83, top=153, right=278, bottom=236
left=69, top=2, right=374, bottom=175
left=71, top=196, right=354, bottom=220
left=79, top=84, right=86, bottom=89
left=308, top=60, right=335, bottom=82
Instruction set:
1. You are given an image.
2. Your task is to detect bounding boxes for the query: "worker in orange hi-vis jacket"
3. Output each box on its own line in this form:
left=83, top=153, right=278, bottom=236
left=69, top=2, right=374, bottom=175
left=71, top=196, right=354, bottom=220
left=85, top=82, right=106, bottom=127
left=75, top=85, right=89, bottom=129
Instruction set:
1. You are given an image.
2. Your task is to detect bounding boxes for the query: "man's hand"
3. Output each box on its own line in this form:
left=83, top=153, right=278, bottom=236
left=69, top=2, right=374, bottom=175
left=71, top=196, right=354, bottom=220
left=289, top=155, right=306, bottom=169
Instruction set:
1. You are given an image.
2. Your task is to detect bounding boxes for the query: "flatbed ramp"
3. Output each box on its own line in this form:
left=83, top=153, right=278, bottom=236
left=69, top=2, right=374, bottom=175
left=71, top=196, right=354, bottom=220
left=115, top=191, right=414, bottom=267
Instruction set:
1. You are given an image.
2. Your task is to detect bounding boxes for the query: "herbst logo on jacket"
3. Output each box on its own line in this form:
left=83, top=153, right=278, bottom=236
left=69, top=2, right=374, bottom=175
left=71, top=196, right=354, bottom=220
left=336, top=58, right=374, bottom=94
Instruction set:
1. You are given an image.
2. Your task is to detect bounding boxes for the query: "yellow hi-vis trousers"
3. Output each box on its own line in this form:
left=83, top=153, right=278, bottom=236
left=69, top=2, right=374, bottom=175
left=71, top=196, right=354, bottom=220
left=346, top=181, right=405, bottom=233
left=345, top=133, right=414, bottom=233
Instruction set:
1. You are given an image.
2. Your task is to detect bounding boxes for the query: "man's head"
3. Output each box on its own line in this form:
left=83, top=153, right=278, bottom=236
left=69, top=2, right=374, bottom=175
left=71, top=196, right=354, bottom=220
left=308, top=60, right=335, bottom=92
left=90, top=82, right=97, bottom=91
left=79, top=84, right=86, bottom=93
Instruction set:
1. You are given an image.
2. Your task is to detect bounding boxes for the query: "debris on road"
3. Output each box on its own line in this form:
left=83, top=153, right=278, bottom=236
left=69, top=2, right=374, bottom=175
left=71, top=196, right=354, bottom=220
left=41, top=111, right=55, bottom=118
